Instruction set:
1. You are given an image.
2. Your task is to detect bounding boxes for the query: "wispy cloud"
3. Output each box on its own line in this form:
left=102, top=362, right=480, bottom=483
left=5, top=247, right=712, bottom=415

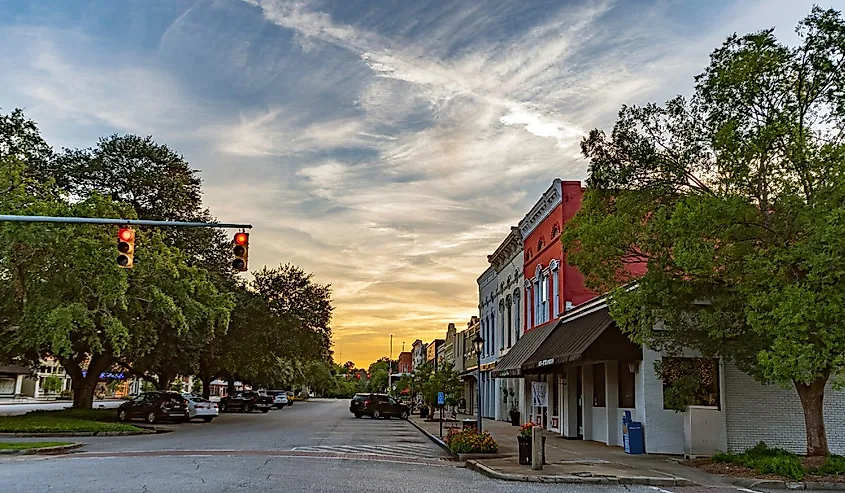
left=0, top=0, right=825, bottom=365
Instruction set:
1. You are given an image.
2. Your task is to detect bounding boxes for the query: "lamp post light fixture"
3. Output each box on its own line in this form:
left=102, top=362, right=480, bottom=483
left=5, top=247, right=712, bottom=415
left=471, top=333, right=484, bottom=433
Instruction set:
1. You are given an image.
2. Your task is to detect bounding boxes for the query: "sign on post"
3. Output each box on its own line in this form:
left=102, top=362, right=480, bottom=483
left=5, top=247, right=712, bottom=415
left=437, top=391, right=445, bottom=406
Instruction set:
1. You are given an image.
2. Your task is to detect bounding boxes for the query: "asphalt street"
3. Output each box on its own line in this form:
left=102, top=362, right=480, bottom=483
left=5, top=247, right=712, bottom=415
left=0, top=399, right=825, bottom=493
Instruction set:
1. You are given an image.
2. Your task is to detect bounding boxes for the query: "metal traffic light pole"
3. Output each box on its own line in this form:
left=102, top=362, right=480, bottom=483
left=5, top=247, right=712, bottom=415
left=0, top=215, right=252, bottom=229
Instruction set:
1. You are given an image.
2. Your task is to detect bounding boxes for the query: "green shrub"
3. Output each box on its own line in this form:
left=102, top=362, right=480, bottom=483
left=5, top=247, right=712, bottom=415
left=712, top=451, right=741, bottom=464
left=753, top=456, right=804, bottom=480
left=713, top=443, right=804, bottom=480
left=810, top=455, right=845, bottom=476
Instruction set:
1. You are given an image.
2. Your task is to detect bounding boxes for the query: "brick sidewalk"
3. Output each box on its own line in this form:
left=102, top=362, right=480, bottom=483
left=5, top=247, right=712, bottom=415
left=409, top=413, right=730, bottom=486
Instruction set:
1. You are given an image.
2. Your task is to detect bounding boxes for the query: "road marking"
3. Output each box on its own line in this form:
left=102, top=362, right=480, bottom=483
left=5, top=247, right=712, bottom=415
left=649, top=486, right=675, bottom=493
left=737, top=488, right=766, bottom=493
left=51, top=449, right=457, bottom=466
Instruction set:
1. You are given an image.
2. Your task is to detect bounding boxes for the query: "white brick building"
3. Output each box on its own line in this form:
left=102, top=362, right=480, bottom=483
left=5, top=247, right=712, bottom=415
left=515, top=296, right=845, bottom=456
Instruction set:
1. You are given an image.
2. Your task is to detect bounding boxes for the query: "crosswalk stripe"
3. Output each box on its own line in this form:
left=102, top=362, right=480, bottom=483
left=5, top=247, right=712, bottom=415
left=291, top=444, right=444, bottom=460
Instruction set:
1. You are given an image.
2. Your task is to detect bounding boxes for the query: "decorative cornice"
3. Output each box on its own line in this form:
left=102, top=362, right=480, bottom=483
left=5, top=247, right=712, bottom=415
left=518, top=179, right=563, bottom=239
left=488, top=227, right=523, bottom=271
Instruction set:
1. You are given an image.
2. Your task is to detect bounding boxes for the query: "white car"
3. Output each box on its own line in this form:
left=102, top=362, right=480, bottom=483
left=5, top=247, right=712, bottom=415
left=182, top=394, right=219, bottom=422
left=268, top=390, right=288, bottom=409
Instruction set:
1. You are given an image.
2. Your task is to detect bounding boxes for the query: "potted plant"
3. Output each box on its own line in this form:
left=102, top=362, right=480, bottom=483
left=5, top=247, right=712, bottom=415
left=517, top=422, right=545, bottom=465
left=507, top=388, right=520, bottom=426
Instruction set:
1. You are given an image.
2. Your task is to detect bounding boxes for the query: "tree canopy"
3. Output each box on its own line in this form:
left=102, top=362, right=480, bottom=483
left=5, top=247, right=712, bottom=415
left=563, top=7, right=845, bottom=456
left=0, top=109, right=335, bottom=408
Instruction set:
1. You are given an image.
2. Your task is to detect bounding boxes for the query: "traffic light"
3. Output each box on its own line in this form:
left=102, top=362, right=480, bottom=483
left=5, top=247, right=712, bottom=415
left=232, top=232, right=249, bottom=271
left=117, top=227, right=135, bottom=268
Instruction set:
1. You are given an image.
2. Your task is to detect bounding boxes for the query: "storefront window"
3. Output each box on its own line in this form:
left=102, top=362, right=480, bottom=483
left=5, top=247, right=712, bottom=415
left=659, top=357, right=720, bottom=410
left=618, top=361, right=636, bottom=408
left=593, top=364, right=606, bottom=407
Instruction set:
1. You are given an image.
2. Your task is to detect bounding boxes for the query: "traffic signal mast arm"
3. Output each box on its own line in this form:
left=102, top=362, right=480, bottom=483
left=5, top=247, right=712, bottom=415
left=0, top=215, right=252, bottom=229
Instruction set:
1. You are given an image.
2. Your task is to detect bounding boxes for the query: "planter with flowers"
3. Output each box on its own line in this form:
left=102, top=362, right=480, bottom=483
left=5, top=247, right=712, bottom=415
left=445, top=428, right=499, bottom=458
left=517, top=422, right=545, bottom=465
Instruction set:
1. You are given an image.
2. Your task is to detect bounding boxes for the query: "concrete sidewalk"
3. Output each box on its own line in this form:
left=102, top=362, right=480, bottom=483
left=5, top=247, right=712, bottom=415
left=409, top=413, right=728, bottom=486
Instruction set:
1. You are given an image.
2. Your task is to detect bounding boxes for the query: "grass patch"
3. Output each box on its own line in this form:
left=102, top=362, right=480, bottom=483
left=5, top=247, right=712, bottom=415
left=710, top=442, right=845, bottom=481
left=0, top=409, right=143, bottom=433
left=0, top=441, right=73, bottom=450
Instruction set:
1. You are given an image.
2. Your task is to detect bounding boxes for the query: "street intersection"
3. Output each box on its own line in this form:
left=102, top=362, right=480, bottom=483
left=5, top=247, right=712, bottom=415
left=0, top=400, right=827, bottom=493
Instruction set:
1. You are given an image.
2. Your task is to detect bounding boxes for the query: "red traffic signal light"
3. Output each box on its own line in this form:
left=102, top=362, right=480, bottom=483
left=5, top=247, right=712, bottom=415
left=117, top=227, right=135, bottom=269
left=232, top=232, right=249, bottom=271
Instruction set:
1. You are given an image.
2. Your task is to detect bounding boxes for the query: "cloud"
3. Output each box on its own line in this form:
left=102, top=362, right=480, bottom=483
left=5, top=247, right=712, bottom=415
left=0, top=0, right=825, bottom=366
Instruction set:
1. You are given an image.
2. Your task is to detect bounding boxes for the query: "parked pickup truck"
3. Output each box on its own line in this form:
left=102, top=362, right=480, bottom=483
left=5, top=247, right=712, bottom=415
left=219, top=391, right=273, bottom=413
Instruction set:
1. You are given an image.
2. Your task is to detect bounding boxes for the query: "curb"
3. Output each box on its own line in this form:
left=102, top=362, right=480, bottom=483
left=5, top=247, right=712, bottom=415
left=406, top=419, right=457, bottom=459
left=0, top=429, right=155, bottom=438
left=0, top=443, right=84, bottom=456
left=465, top=460, right=696, bottom=486
left=728, top=477, right=845, bottom=490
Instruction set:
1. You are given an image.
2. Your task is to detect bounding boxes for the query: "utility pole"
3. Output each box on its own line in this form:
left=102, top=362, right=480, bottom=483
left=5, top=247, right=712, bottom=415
left=388, top=334, right=393, bottom=392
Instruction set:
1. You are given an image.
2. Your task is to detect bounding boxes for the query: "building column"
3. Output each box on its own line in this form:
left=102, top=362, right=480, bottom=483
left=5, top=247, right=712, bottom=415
left=606, top=361, right=619, bottom=446
left=582, top=365, right=594, bottom=441
left=564, top=367, right=578, bottom=438
left=14, top=375, right=23, bottom=396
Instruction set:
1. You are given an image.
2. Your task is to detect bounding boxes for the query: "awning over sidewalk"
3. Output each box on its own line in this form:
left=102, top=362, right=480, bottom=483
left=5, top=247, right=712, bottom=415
left=493, top=320, right=558, bottom=378
left=522, top=307, right=641, bottom=372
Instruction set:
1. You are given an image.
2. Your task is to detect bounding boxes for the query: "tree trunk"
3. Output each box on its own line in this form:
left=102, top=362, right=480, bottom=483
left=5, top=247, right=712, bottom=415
left=201, top=369, right=212, bottom=400
left=156, top=372, right=173, bottom=391
left=226, top=378, right=235, bottom=398
left=795, top=374, right=830, bottom=457
left=70, top=354, right=112, bottom=409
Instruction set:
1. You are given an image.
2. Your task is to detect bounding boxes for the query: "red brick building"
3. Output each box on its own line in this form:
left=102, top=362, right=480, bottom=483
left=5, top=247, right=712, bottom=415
left=397, top=351, right=412, bottom=374
left=518, top=179, right=595, bottom=332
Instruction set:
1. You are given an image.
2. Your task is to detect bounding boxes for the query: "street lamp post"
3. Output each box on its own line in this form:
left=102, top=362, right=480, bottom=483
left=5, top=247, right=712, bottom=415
left=471, top=333, right=484, bottom=433
left=389, top=334, right=393, bottom=392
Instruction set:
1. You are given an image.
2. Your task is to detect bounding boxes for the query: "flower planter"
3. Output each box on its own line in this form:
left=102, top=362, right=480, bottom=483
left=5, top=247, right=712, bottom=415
left=509, top=411, right=520, bottom=426
left=517, top=435, right=545, bottom=465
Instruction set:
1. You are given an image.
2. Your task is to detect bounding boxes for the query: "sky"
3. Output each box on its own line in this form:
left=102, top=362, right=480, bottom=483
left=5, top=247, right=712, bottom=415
left=0, top=0, right=839, bottom=367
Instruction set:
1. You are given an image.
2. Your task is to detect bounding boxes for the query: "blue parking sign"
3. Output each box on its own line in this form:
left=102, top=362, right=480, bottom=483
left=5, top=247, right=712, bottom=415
left=437, top=392, right=445, bottom=405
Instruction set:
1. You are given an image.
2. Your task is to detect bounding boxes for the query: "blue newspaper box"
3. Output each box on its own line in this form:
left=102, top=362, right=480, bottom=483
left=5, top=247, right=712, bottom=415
left=622, top=411, right=645, bottom=454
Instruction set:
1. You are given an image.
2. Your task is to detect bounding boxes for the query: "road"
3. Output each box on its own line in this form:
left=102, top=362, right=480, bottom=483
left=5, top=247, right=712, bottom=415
left=0, top=399, right=819, bottom=493
left=0, top=399, right=122, bottom=416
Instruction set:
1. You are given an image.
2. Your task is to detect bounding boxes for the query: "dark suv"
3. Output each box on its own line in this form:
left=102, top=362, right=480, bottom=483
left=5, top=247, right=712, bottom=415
left=219, top=391, right=273, bottom=413
left=117, top=391, right=189, bottom=424
left=349, top=393, right=409, bottom=420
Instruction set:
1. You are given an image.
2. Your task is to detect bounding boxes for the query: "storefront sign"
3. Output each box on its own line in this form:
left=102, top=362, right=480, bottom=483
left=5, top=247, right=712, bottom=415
left=82, top=371, right=125, bottom=379
left=538, top=358, right=555, bottom=367
left=531, top=381, right=548, bottom=407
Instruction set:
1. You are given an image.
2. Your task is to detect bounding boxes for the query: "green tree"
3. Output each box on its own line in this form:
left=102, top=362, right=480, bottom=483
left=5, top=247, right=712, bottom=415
left=198, top=264, right=333, bottom=396
left=42, top=375, right=62, bottom=394
left=563, top=7, right=845, bottom=456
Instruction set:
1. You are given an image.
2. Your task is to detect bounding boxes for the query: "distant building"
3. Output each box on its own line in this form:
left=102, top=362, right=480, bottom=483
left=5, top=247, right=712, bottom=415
left=397, top=352, right=412, bottom=374
left=426, top=339, right=445, bottom=365
left=458, top=316, right=480, bottom=415
left=411, top=339, right=426, bottom=372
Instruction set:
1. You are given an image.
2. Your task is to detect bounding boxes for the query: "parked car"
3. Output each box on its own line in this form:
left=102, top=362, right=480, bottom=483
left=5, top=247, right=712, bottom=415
left=117, top=391, right=189, bottom=424
left=286, top=391, right=297, bottom=405
left=349, top=393, right=410, bottom=420
left=263, top=390, right=288, bottom=409
left=181, top=393, right=219, bottom=422
left=219, top=391, right=273, bottom=413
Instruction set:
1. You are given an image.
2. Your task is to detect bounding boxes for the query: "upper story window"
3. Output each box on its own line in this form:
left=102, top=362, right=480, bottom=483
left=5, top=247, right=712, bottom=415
left=537, top=237, right=545, bottom=251
left=526, top=248, right=533, bottom=259
left=551, top=223, right=560, bottom=237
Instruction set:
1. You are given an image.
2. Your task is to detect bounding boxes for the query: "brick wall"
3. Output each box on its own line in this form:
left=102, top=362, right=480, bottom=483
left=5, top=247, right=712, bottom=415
left=723, top=364, right=845, bottom=455
left=641, top=349, right=686, bottom=454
